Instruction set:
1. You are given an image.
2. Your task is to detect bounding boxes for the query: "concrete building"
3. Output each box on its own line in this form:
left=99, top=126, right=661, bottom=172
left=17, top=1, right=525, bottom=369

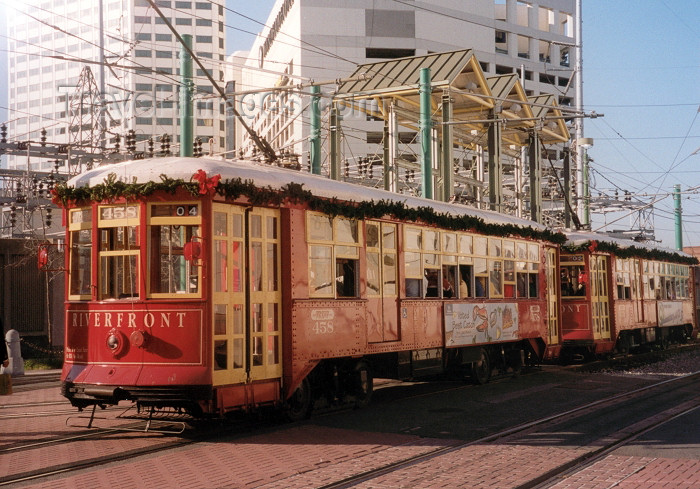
left=5, top=0, right=227, bottom=171
left=235, top=0, right=575, bottom=172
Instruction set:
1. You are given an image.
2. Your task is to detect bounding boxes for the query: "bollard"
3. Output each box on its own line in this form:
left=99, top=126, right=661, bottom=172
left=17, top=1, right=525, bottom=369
left=1, top=330, right=24, bottom=376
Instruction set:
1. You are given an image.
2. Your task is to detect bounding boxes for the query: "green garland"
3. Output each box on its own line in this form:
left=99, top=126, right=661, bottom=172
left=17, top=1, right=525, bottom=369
left=52, top=173, right=199, bottom=206
left=563, top=240, right=699, bottom=265
left=53, top=174, right=567, bottom=245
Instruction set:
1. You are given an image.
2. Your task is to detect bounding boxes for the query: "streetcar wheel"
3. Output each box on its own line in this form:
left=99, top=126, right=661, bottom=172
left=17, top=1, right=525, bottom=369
left=352, top=361, right=373, bottom=409
left=284, top=378, right=312, bottom=422
left=471, top=348, right=491, bottom=385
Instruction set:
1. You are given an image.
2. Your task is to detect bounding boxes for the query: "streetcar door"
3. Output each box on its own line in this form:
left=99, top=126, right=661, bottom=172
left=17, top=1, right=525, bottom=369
left=545, top=247, right=560, bottom=345
left=212, top=204, right=247, bottom=385
left=590, top=255, right=611, bottom=341
left=247, top=208, right=282, bottom=382
left=366, top=221, right=399, bottom=342
left=211, top=205, right=282, bottom=386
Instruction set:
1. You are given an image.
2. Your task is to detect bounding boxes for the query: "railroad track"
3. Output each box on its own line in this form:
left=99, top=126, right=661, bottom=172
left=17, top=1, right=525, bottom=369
left=317, top=370, right=700, bottom=489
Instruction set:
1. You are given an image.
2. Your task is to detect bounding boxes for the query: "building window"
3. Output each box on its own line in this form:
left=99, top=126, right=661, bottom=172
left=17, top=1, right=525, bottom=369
left=135, top=50, right=151, bottom=57
left=195, top=1, right=211, bottom=9
left=175, top=17, right=192, bottom=25
left=156, top=33, right=172, bottom=42
left=196, top=35, right=212, bottom=43
left=156, top=50, right=173, bottom=58
left=365, top=48, right=415, bottom=59
left=175, top=1, right=191, bottom=7
left=134, top=16, right=151, bottom=24
left=136, top=33, right=151, bottom=41
left=196, top=19, right=211, bottom=27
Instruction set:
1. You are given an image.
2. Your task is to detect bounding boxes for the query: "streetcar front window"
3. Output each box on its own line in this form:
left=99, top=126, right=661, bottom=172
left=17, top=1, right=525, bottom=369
left=148, top=203, right=201, bottom=298
left=68, top=208, right=93, bottom=300
left=97, top=205, right=140, bottom=300
left=69, top=228, right=92, bottom=297
left=150, top=224, right=200, bottom=294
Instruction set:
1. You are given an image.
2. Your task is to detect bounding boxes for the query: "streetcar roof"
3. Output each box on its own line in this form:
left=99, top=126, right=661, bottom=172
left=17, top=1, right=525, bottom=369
left=565, top=231, right=694, bottom=259
left=68, top=156, right=551, bottom=232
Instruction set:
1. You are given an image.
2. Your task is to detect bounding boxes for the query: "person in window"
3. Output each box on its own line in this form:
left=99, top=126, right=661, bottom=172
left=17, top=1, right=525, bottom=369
left=576, top=270, right=588, bottom=296
left=336, top=259, right=357, bottom=297
left=459, top=265, right=472, bottom=298
left=424, top=269, right=439, bottom=297
left=442, top=276, right=454, bottom=298
left=475, top=276, right=487, bottom=298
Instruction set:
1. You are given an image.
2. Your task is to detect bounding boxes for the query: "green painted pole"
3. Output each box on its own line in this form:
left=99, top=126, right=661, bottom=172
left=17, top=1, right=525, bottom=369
left=674, top=184, right=683, bottom=250
left=309, top=85, right=321, bottom=174
left=419, top=68, right=432, bottom=199
left=179, top=34, right=193, bottom=157
left=329, top=104, right=339, bottom=180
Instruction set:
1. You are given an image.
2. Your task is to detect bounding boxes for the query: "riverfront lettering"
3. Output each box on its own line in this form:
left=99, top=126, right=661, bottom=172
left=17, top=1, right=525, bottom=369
left=70, top=311, right=189, bottom=329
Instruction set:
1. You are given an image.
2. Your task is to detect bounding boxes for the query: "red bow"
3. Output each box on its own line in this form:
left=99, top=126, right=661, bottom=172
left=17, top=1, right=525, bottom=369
left=192, top=169, right=221, bottom=196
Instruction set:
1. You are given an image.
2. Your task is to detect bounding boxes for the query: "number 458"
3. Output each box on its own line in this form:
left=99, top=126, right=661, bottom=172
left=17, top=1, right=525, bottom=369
left=313, top=321, right=334, bottom=334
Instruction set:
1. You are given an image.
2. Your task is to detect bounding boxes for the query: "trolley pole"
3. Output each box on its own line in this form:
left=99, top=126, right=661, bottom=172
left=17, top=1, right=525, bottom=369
left=180, top=34, right=193, bottom=157
left=419, top=68, right=433, bottom=199
left=674, top=184, right=683, bottom=250
left=309, top=85, right=321, bottom=174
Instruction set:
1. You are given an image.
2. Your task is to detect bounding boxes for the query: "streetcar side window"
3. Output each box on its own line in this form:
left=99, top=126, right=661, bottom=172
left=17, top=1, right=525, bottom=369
left=306, top=213, right=362, bottom=299
left=68, top=208, right=93, bottom=300
left=98, top=205, right=140, bottom=300
left=366, top=222, right=397, bottom=297
left=147, top=203, right=201, bottom=297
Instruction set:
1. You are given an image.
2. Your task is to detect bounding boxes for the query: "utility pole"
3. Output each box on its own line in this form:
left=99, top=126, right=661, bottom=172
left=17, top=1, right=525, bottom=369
left=574, top=0, right=585, bottom=223
left=98, top=0, right=106, bottom=152
left=309, top=85, right=321, bottom=174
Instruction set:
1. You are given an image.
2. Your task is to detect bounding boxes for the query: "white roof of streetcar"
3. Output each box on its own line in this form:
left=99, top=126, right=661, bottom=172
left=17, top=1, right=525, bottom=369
left=68, top=156, right=551, bottom=231
left=566, top=231, right=694, bottom=259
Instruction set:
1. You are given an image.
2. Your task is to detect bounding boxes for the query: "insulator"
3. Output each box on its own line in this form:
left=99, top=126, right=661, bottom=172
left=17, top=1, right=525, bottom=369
left=114, top=133, right=121, bottom=152
left=368, top=163, right=373, bottom=179
left=40, top=128, right=47, bottom=146
left=45, top=207, right=52, bottom=227
left=54, top=159, right=61, bottom=172
left=0, top=123, right=6, bottom=143
left=148, top=137, right=154, bottom=157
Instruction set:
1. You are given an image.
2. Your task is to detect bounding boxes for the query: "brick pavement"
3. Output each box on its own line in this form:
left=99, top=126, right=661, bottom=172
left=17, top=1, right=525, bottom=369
left=5, top=385, right=700, bottom=489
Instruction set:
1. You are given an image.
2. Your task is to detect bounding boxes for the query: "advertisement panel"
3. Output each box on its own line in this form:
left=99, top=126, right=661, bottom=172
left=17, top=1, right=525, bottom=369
left=445, top=303, right=519, bottom=347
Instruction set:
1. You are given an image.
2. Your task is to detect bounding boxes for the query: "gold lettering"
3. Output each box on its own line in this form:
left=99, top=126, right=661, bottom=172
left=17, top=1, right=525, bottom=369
left=94, top=313, right=101, bottom=328
left=145, top=313, right=154, bottom=328
left=129, top=313, right=137, bottom=328
left=160, top=312, right=170, bottom=328
left=105, top=313, right=113, bottom=328
left=117, top=313, right=123, bottom=328
left=176, top=312, right=186, bottom=328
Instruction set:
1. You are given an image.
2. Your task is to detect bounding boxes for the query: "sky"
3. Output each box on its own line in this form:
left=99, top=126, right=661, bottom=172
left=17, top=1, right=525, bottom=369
left=1, top=0, right=699, bottom=250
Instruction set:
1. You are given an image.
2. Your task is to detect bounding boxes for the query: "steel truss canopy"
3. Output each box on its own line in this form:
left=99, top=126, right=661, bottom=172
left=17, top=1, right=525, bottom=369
left=335, top=49, right=570, bottom=150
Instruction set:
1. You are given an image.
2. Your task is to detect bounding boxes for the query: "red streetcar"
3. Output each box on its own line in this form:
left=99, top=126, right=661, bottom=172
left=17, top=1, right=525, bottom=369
left=560, top=232, right=697, bottom=361
left=56, top=156, right=565, bottom=419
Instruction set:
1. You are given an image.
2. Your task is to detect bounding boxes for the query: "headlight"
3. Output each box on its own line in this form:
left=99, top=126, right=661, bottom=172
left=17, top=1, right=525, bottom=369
left=106, top=330, right=127, bottom=356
